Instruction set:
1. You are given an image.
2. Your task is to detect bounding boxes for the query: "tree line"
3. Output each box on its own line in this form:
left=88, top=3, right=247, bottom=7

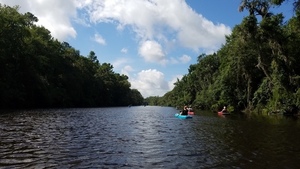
left=0, top=4, right=144, bottom=109
left=148, top=0, right=300, bottom=115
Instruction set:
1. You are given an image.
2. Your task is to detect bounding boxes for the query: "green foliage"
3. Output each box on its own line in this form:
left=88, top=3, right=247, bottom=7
left=2, top=2, right=299, bottom=114
left=0, top=4, right=144, bottom=109
left=155, top=1, right=300, bottom=115
left=144, top=96, right=161, bottom=106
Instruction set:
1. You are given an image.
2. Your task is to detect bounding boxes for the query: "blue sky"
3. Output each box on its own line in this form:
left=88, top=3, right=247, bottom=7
left=0, top=0, right=294, bottom=98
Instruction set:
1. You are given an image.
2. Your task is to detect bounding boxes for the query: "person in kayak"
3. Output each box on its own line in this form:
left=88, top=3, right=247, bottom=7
left=180, top=106, right=188, bottom=115
left=221, top=106, right=227, bottom=113
left=188, top=105, right=193, bottom=112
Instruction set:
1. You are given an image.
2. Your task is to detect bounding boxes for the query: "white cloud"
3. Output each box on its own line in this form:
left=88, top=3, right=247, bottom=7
left=112, top=58, right=133, bottom=77
left=138, top=40, right=167, bottom=65
left=130, top=69, right=170, bottom=97
left=121, top=48, right=128, bottom=54
left=112, top=58, right=129, bottom=70
left=130, top=70, right=183, bottom=98
left=1, top=0, right=231, bottom=52
left=0, top=0, right=77, bottom=41
left=179, top=54, right=191, bottom=63
left=78, top=0, right=231, bottom=52
left=168, top=75, right=183, bottom=90
left=94, top=33, right=106, bottom=45
left=0, top=0, right=232, bottom=97
left=169, top=55, right=191, bottom=64
left=121, top=65, right=134, bottom=77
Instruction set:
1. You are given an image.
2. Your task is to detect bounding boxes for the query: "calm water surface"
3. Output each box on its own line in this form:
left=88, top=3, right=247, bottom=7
left=0, top=106, right=300, bottom=168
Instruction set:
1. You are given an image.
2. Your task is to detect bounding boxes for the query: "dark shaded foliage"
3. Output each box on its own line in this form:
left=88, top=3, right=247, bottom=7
left=0, top=4, right=144, bottom=109
left=147, top=1, right=300, bottom=115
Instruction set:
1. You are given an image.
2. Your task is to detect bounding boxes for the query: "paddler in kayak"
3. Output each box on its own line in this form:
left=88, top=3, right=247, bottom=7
left=188, top=105, right=193, bottom=112
left=180, top=106, right=188, bottom=115
left=221, top=106, right=227, bottom=113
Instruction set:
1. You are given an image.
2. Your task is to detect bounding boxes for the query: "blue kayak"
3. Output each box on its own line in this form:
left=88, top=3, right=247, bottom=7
left=175, top=113, right=193, bottom=119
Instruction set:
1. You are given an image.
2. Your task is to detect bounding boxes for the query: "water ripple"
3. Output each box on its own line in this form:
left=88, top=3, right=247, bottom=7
left=0, top=107, right=300, bottom=168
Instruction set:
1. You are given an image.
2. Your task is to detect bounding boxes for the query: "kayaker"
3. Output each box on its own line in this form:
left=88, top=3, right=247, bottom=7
left=188, top=105, right=193, bottom=112
left=221, top=106, right=227, bottom=113
left=181, top=106, right=188, bottom=115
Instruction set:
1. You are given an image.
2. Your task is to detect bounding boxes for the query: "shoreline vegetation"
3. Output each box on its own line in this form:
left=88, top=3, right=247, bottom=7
left=1, top=1, right=300, bottom=117
left=145, top=1, right=300, bottom=116
left=0, top=4, right=144, bottom=109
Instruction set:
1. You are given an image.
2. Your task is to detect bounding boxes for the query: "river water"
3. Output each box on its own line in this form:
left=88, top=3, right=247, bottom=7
left=0, top=106, right=299, bottom=168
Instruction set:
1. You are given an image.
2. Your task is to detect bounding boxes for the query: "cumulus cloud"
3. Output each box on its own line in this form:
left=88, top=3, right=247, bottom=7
left=0, top=0, right=77, bottom=41
left=112, top=58, right=129, bottom=70
left=138, top=40, right=167, bottom=65
left=179, top=54, right=191, bottom=63
left=1, top=0, right=231, bottom=52
left=94, top=33, right=106, bottom=45
left=121, top=65, right=134, bottom=77
left=168, top=75, right=183, bottom=90
left=1, top=0, right=231, bottom=61
left=0, top=0, right=233, bottom=97
left=169, top=55, right=191, bottom=64
left=130, top=69, right=170, bottom=97
left=77, top=0, right=231, bottom=53
left=121, top=48, right=128, bottom=54
left=112, top=58, right=134, bottom=77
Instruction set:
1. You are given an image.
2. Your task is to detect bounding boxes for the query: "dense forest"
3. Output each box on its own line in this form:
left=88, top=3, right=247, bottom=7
left=147, top=0, right=300, bottom=115
left=2, top=1, right=300, bottom=115
left=0, top=4, right=144, bottom=109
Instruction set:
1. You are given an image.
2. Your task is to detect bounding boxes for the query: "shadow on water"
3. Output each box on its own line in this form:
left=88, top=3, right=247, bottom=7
left=196, top=110, right=300, bottom=168
left=0, top=107, right=299, bottom=168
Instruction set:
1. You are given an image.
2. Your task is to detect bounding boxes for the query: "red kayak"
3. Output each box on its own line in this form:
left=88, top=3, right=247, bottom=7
left=188, top=111, right=195, bottom=115
left=218, top=111, right=230, bottom=115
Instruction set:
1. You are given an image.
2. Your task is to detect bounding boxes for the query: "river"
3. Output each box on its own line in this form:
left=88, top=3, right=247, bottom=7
left=0, top=106, right=299, bottom=168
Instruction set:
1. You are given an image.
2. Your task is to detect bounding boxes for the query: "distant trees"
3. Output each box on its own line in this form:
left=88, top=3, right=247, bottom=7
left=0, top=4, right=144, bottom=109
left=154, top=0, right=300, bottom=115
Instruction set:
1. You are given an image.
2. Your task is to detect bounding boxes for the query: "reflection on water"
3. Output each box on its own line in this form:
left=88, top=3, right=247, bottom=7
left=0, top=107, right=300, bottom=168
